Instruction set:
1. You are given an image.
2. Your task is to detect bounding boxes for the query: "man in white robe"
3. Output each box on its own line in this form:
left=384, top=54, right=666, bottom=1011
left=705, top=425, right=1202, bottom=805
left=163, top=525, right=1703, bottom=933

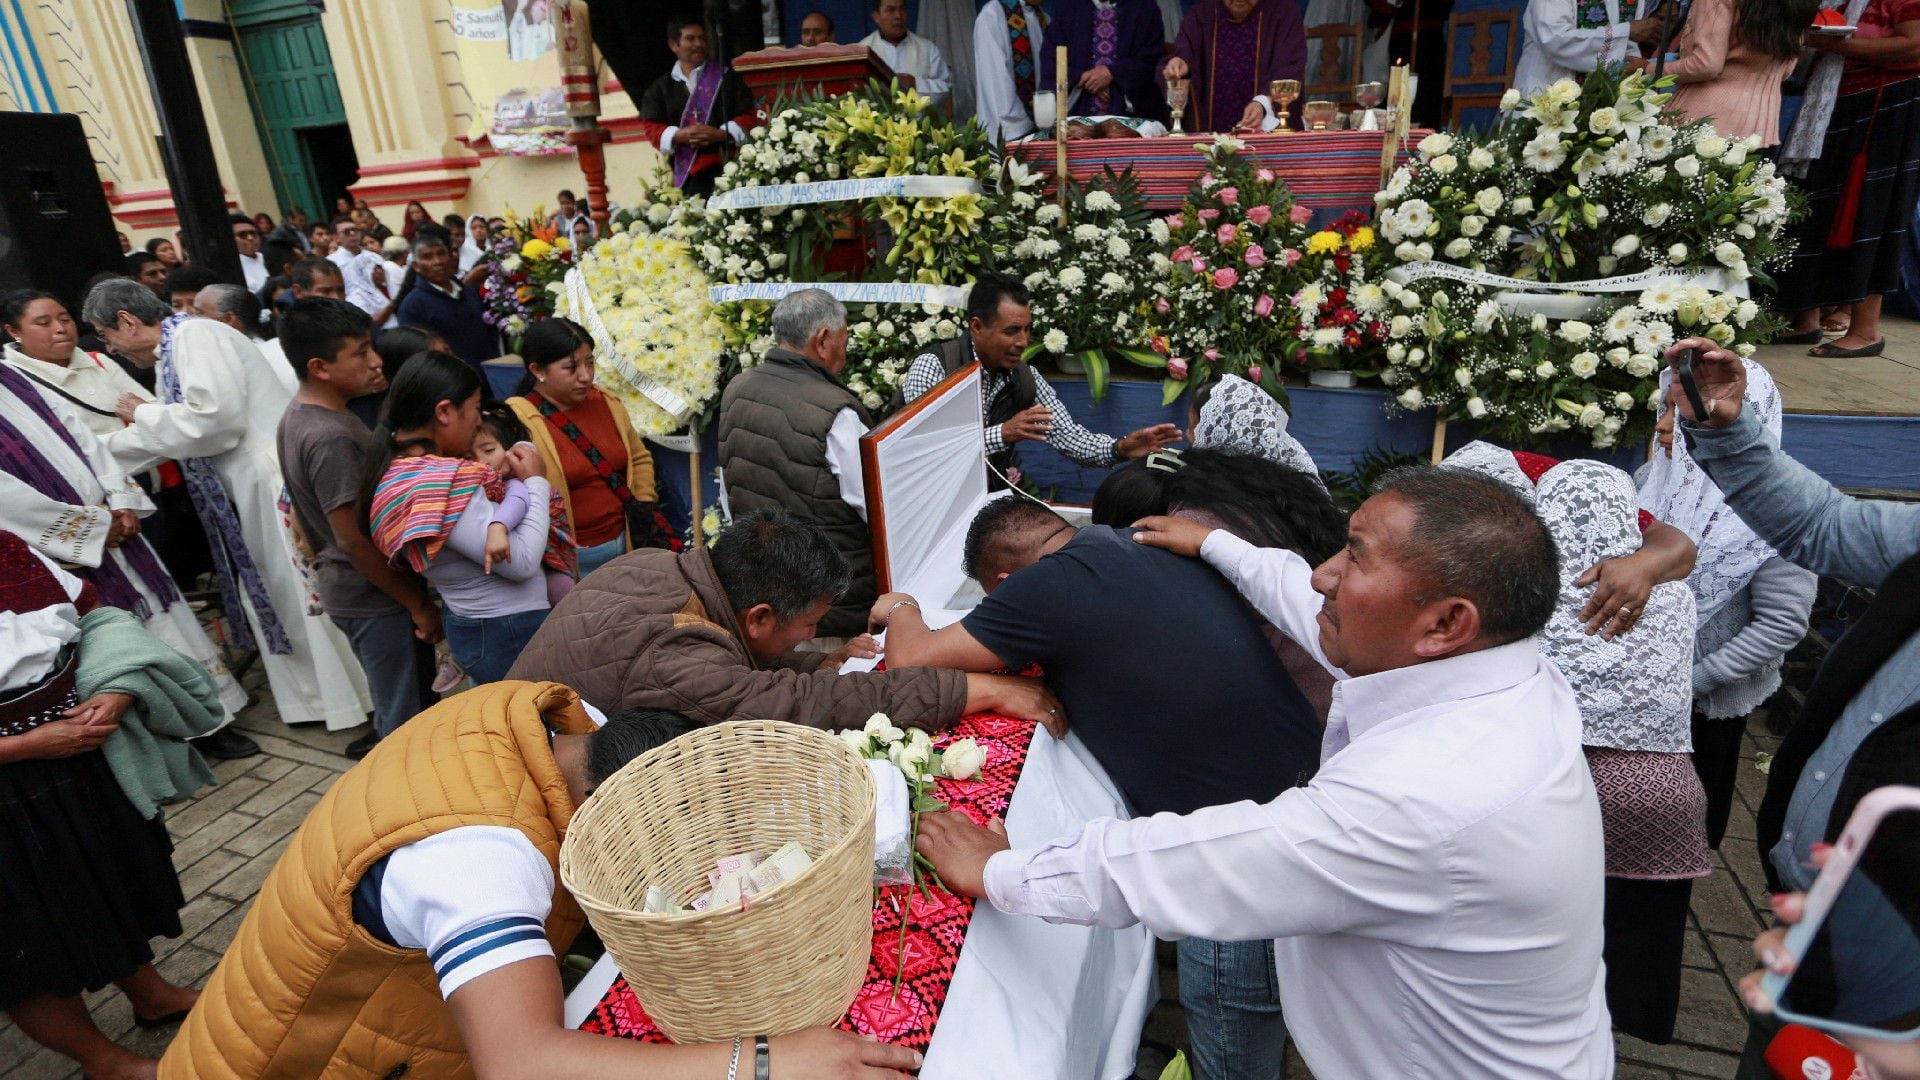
left=83, top=279, right=373, bottom=733
left=1515, top=0, right=1666, bottom=95
left=0, top=372, right=251, bottom=744
left=862, top=0, right=954, bottom=110
left=974, top=0, right=1046, bottom=141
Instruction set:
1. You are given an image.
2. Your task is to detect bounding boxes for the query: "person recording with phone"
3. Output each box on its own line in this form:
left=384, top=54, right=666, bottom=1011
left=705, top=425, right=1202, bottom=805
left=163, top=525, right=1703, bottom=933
left=1662, top=337, right=1920, bottom=1077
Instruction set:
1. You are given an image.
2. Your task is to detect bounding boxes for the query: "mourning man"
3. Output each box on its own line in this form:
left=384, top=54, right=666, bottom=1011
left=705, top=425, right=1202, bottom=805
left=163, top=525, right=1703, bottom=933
left=290, top=256, right=347, bottom=302
left=718, top=290, right=875, bottom=638
left=636, top=18, right=759, bottom=196
left=160, top=687, right=925, bottom=1079
left=861, top=0, right=953, bottom=109
left=393, top=233, right=496, bottom=378
left=918, top=468, right=1614, bottom=1078
left=900, top=274, right=1181, bottom=485
left=509, top=509, right=1060, bottom=732
left=876, top=482, right=1329, bottom=1078
left=799, top=10, right=836, bottom=45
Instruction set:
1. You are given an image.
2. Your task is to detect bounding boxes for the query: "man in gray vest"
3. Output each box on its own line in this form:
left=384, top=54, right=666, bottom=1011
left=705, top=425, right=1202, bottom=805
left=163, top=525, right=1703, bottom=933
left=718, top=289, right=876, bottom=638
left=899, top=273, right=1182, bottom=487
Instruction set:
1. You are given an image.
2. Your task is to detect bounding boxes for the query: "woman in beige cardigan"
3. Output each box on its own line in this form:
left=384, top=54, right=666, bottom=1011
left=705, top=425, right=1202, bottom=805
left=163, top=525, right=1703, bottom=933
left=505, top=318, right=675, bottom=578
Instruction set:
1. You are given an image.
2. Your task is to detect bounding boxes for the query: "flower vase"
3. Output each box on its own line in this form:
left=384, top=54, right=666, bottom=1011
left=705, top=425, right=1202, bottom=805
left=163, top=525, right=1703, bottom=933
left=1054, top=353, right=1087, bottom=375
left=1308, top=369, right=1357, bottom=388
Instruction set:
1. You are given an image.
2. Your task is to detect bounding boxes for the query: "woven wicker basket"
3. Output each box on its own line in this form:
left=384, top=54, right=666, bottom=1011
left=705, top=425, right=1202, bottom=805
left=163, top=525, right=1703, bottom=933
left=559, top=720, right=876, bottom=1043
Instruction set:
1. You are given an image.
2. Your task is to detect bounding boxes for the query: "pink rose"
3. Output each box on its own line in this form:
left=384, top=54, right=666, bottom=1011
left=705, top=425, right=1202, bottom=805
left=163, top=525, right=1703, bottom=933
left=1246, top=205, right=1273, bottom=226
left=1213, top=266, right=1239, bottom=289
left=1199, top=173, right=1218, bottom=189
left=1198, top=208, right=1221, bottom=222
left=1204, top=348, right=1220, bottom=362
left=1164, top=213, right=1185, bottom=230
left=1171, top=245, right=1195, bottom=263
left=1190, top=257, right=1207, bottom=273
left=1216, top=223, right=1238, bottom=245
left=1154, top=297, right=1171, bottom=314
left=1247, top=365, right=1264, bottom=383
left=1218, top=187, right=1239, bottom=205
left=1289, top=205, right=1314, bottom=225
left=1168, top=356, right=1190, bottom=380
left=1281, top=247, right=1302, bottom=267
left=1256, top=168, right=1275, bottom=183
left=1254, top=293, right=1275, bottom=317
left=1244, top=244, right=1268, bottom=268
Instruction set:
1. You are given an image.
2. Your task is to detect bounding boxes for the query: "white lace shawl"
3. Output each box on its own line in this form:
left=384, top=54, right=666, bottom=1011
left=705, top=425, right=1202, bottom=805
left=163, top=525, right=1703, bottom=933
left=1443, top=445, right=1696, bottom=752
left=1191, top=375, right=1324, bottom=485
left=1635, top=359, right=1784, bottom=628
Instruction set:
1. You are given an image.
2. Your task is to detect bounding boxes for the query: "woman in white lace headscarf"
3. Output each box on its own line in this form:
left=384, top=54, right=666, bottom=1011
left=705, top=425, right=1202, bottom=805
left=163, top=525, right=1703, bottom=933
left=1637, top=360, right=1817, bottom=850
left=1445, top=449, right=1709, bottom=1046
left=1189, top=375, right=1324, bottom=487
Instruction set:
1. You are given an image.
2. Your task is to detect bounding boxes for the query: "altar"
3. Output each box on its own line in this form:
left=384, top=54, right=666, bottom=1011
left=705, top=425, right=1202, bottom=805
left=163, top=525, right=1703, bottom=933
left=1006, top=129, right=1426, bottom=219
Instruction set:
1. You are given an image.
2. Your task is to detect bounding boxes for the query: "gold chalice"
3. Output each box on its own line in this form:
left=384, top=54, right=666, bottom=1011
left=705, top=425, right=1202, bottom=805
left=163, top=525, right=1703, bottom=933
left=1166, top=78, right=1190, bottom=135
left=1269, top=79, right=1301, bottom=133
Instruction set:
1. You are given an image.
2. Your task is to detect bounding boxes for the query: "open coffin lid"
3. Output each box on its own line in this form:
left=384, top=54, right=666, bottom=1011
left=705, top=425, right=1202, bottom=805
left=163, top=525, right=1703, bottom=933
left=856, top=362, right=1004, bottom=637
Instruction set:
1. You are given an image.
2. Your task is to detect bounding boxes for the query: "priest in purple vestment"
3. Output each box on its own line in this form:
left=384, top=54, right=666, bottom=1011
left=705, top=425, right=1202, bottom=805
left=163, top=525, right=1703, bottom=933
left=1159, top=0, right=1308, bottom=133
left=1038, top=0, right=1170, bottom=123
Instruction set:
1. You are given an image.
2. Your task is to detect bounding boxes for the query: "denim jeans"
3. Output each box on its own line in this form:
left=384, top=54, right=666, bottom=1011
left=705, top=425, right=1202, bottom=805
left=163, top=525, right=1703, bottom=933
left=442, top=607, right=549, bottom=686
left=332, top=610, right=436, bottom=737
left=1176, top=937, right=1288, bottom=1080
left=577, top=535, right=625, bottom=579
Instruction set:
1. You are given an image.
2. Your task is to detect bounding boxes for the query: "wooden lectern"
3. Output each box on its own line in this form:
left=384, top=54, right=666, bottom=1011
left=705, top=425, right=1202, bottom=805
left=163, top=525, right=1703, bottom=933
left=732, top=44, right=896, bottom=113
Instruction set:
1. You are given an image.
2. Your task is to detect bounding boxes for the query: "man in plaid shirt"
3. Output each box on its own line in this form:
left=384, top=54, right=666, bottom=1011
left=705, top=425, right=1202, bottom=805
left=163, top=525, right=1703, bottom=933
left=900, top=275, right=1181, bottom=477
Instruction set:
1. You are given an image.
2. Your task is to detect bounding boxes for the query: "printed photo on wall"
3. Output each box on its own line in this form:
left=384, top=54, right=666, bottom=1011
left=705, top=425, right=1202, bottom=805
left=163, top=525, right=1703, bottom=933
left=505, top=0, right=556, bottom=61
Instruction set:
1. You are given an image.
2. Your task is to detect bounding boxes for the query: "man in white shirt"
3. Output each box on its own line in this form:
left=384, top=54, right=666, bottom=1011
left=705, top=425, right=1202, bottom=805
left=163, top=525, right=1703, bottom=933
left=326, top=216, right=394, bottom=324
left=919, top=466, right=1616, bottom=1079
left=975, top=0, right=1046, bottom=141
left=1515, top=0, right=1666, bottom=96
left=862, top=0, right=954, bottom=110
left=230, top=212, right=270, bottom=293
left=715, top=289, right=877, bottom=639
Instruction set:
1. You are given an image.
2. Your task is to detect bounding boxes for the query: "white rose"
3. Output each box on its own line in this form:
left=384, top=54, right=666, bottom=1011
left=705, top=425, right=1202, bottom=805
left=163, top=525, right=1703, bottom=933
left=1734, top=299, right=1759, bottom=326
left=1614, top=392, right=1637, bottom=410
left=1695, top=133, right=1728, bottom=159
left=1499, top=88, right=1521, bottom=110
left=1042, top=328, right=1069, bottom=354
left=1511, top=196, right=1535, bottom=216
left=1454, top=366, right=1472, bottom=388
left=1644, top=204, right=1673, bottom=228
left=1569, top=352, right=1600, bottom=378
left=1414, top=242, right=1435, bottom=261
left=1390, top=314, right=1413, bottom=337
left=1669, top=242, right=1688, bottom=262
left=1535, top=360, right=1556, bottom=378
left=1735, top=222, right=1757, bottom=239
left=1468, top=147, right=1497, bottom=171
left=838, top=728, right=872, bottom=755
left=1578, top=403, right=1605, bottom=428
left=1612, top=235, right=1641, bottom=257
left=863, top=713, right=904, bottom=745
left=1397, top=387, right=1425, bottom=409
left=1626, top=354, right=1657, bottom=378
left=940, top=737, right=988, bottom=780
left=1724, top=144, right=1748, bottom=166
left=1466, top=396, right=1488, bottom=418
left=1418, top=132, right=1455, bottom=156
left=1531, top=313, right=1549, bottom=332
left=1386, top=343, right=1407, bottom=362
left=1444, top=237, right=1474, bottom=259
left=1431, top=154, right=1459, bottom=175
left=1460, top=215, right=1486, bottom=237
left=1714, top=241, right=1745, bottom=268
left=1475, top=187, right=1504, bottom=215
left=1674, top=155, right=1701, bottom=178
left=1394, top=241, right=1422, bottom=262
left=1559, top=320, right=1593, bottom=344
left=1588, top=106, right=1620, bottom=134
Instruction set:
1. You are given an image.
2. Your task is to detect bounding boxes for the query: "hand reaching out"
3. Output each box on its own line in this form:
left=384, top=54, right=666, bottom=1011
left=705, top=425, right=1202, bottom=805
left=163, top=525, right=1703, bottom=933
left=915, top=810, right=1010, bottom=900
left=115, top=393, right=144, bottom=426
left=1129, top=514, right=1212, bottom=558
left=1115, top=424, right=1184, bottom=459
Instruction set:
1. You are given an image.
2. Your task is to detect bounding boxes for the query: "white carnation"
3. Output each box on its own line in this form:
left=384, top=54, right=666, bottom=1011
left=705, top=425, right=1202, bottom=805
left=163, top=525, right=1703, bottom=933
left=1059, top=265, right=1086, bottom=288
left=1083, top=189, right=1120, bottom=213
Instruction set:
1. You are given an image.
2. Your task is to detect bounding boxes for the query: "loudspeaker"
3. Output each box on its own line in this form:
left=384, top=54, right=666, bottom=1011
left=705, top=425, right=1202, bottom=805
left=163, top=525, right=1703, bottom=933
left=0, top=113, right=124, bottom=312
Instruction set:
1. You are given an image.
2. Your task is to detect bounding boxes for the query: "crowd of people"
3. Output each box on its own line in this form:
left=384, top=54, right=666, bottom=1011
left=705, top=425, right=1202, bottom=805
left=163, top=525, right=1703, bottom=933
left=4, top=3, right=1919, bottom=1077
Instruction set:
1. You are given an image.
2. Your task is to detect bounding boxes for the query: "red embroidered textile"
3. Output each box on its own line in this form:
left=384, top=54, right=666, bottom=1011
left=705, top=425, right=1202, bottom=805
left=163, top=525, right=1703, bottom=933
left=581, top=712, right=1039, bottom=1049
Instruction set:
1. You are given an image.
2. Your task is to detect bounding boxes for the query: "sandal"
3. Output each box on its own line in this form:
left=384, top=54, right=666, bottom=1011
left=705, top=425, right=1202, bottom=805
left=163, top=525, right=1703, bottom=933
left=1809, top=338, right=1885, bottom=358
left=1770, top=328, right=1824, bottom=345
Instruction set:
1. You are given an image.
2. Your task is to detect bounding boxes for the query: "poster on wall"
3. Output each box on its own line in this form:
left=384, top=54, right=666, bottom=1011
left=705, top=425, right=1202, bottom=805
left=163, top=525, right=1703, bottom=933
left=451, top=0, right=570, bottom=155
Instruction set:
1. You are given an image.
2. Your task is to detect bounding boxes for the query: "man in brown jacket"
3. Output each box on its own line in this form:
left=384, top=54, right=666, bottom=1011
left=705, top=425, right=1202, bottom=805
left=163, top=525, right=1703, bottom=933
left=509, top=509, right=1061, bottom=731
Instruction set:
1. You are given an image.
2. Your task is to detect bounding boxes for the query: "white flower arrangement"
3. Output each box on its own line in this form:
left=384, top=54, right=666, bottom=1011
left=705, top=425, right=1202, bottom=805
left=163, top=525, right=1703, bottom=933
left=1368, top=66, right=1795, bottom=448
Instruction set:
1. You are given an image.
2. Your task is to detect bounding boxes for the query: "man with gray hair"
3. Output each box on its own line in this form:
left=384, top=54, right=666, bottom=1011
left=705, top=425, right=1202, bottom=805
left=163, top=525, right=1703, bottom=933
left=81, top=278, right=375, bottom=737
left=920, top=466, right=1616, bottom=1079
left=717, top=288, right=876, bottom=638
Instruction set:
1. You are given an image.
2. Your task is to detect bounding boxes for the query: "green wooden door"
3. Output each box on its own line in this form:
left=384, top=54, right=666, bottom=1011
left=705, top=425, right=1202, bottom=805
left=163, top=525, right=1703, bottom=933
left=229, top=0, right=346, bottom=219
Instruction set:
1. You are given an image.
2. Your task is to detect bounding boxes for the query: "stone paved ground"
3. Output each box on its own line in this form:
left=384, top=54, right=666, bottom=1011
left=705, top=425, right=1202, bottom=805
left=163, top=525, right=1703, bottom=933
left=1, top=665, right=1775, bottom=1080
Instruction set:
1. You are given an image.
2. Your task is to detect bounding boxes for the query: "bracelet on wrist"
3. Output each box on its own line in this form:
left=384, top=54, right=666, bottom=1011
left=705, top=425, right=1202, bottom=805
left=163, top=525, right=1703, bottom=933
left=726, top=1036, right=743, bottom=1080
left=883, top=598, right=921, bottom=626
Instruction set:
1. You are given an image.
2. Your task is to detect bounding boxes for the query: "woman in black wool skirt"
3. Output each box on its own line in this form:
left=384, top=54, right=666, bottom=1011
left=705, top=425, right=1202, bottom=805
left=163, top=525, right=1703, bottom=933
left=0, top=532, right=199, bottom=1079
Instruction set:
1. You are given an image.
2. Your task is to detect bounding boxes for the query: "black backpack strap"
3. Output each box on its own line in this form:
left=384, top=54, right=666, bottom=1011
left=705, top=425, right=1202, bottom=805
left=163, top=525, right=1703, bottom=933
left=7, top=363, right=118, bottom=419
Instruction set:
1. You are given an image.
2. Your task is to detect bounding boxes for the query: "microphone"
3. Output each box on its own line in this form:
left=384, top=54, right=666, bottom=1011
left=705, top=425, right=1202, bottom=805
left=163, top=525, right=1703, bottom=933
left=1766, top=1023, right=1862, bottom=1080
